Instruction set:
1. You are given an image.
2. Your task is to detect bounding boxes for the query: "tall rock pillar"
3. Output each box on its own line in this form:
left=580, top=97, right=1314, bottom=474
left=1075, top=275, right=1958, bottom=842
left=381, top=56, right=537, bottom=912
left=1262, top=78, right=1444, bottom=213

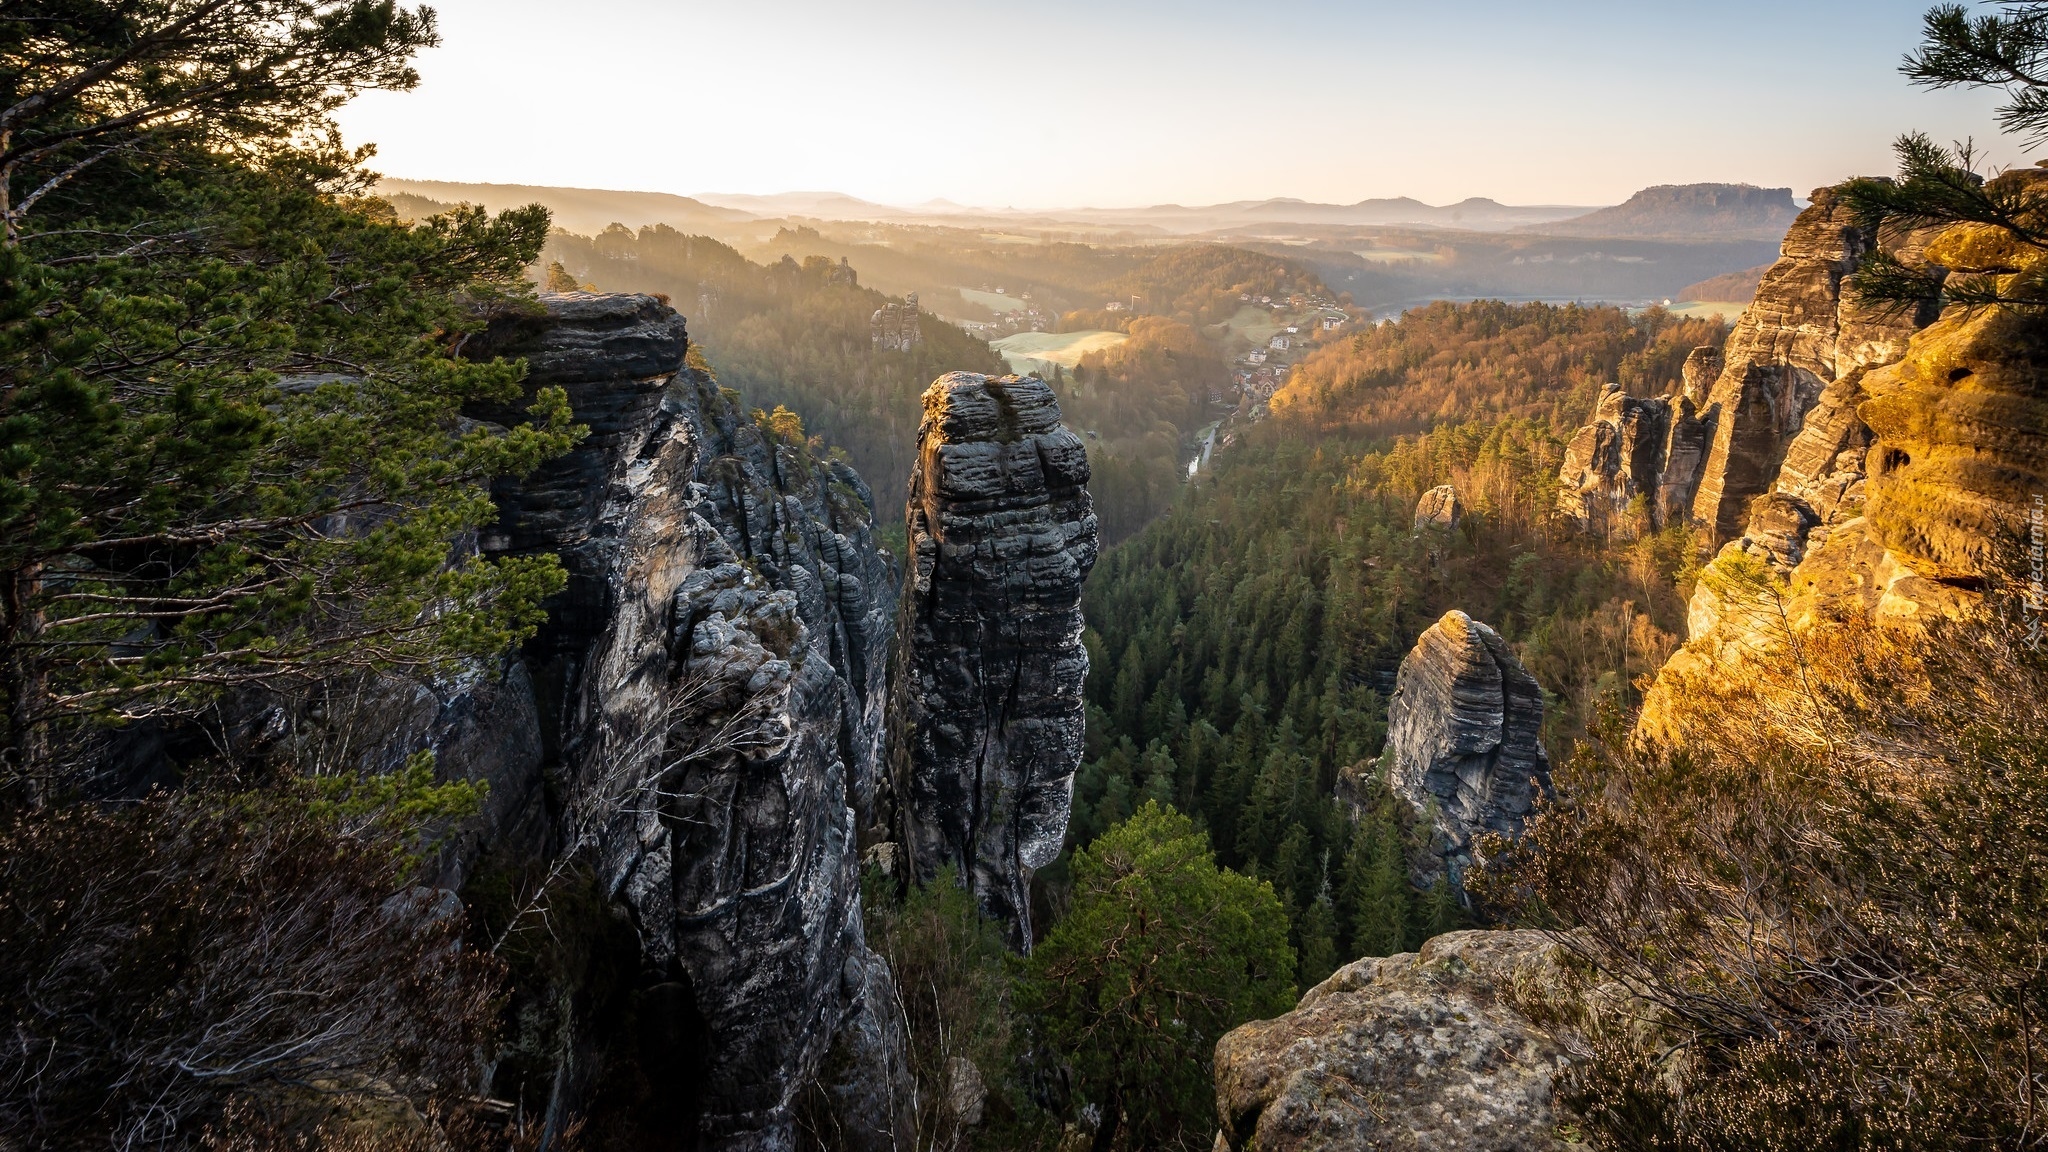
left=1385, top=610, right=1551, bottom=880
left=888, top=373, right=1098, bottom=948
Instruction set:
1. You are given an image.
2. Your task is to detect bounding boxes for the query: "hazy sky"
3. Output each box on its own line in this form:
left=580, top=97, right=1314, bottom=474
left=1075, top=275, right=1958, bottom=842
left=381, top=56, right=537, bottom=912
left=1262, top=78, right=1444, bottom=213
left=334, top=0, right=2039, bottom=210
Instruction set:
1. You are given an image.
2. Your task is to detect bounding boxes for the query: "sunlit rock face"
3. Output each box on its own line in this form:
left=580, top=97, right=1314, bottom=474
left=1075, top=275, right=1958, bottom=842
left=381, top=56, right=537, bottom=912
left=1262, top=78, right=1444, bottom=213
left=1638, top=171, right=2048, bottom=736
left=1858, top=236, right=2048, bottom=587
left=1384, top=610, right=1550, bottom=876
left=1413, top=484, right=1464, bottom=532
left=1554, top=188, right=1941, bottom=551
left=442, top=293, right=906, bottom=1151
left=1688, top=189, right=1896, bottom=540
left=887, top=372, right=1098, bottom=950
left=1555, top=383, right=1671, bottom=531
left=1214, top=931, right=1580, bottom=1152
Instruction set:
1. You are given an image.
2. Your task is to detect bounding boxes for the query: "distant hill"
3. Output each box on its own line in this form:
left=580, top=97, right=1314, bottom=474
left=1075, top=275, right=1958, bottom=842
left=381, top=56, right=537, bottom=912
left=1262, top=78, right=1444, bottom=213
left=1040, top=196, right=1600, bottom=234
left=691, top=190, right=912, bottom=220
left=375, top=179, right=1606, bottom=238
left=1679, top=262, right=1774, bottom=302
left=1525, top=184, right=1800, bottom=240
left=376, top=179, right=758, bottom=236
left=1231, top=196, right=1593, bottom=229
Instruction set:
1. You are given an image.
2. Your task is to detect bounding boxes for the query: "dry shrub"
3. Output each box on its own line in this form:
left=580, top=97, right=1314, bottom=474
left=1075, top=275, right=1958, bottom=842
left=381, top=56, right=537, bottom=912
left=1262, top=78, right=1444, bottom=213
left=0, top=794, right=502, bottom=1151
left=1481, top=589, right=2048, bottom=1149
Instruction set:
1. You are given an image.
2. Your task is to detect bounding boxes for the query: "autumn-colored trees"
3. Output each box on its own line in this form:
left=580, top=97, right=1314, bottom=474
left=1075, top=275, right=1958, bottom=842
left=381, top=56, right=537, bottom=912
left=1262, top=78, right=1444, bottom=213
left=1071, top=301, right=1719, bottom=985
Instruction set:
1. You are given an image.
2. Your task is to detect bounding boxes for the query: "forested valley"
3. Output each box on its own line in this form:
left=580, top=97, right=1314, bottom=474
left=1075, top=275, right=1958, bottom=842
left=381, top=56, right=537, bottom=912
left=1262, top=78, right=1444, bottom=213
left=531, top=221, right=1337, bottom=544
left=1063, top=301, right=1726, bottom=984
left=8, top=4, right=2048, bottom=1152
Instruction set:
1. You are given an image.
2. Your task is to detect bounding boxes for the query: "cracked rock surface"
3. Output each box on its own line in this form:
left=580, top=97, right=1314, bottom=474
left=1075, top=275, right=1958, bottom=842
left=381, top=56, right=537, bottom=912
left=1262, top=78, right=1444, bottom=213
left=887, top=372, right=1098, bottom=949
left=1214, top=931, right=1581, bottom=1152
left=450, top=293, right=905, bottom=1150
left=1385, top=610, right=1550, bottom=872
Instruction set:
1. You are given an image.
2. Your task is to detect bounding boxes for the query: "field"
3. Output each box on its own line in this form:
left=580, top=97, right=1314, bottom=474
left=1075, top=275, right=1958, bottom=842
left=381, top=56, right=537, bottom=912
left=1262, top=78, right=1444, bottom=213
left=989, top=329, right=1127, bottom=375
left=1219, top=304, right=1292, bottom=348
left=957, top=286, right=1033, bottom=312
left=1669, top=301, right=1749, bottom=322
left=1353, top=248, right=1445, bottom=264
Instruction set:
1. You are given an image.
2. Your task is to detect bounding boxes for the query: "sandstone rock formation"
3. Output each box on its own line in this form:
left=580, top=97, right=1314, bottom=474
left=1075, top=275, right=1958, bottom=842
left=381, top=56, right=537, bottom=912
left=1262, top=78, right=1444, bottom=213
left=1214, top=931, right=1581, bottom=1152
left=888, top=372, right=1098, bottom=949
left=1556, top=188, right=1941, bottom=547
left=1555, top=383, right=1670, bottom=531
left=438, top=293, right=906, bottom=1150
left=1630, top=171, right=2047, bottom=739
left=1227, top=176, right=2048, bottom=1152
left=1385, top=611, right=1550, bottom=872
left=1413, top=484, right=1464, bottom=532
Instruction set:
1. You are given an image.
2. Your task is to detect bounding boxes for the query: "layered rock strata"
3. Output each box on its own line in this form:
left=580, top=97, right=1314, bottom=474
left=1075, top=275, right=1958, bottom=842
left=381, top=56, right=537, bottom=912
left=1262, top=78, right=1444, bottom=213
left=1557, top=188, right=1941, bottom=545
left=1556, top=383, right=1671, bottom=531
left=1232, top=176, right=2048, bottom=1152
left=888, top=372, right=1098, bottom=949
left=448, top=293, right=904, bottom=1150
left=1644, top=172, right=2048, bottom=702
left=1385, top=611, right=1550, bottom=874
left=1413, top=484, right=1464, bottom=532
left=1214, top=931, right=1583, bottom=1152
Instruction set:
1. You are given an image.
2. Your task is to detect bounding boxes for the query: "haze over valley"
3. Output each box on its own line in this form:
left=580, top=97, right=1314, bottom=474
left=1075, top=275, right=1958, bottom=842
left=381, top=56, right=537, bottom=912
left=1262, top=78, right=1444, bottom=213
left=7, top=4, right=2048, bottom=1152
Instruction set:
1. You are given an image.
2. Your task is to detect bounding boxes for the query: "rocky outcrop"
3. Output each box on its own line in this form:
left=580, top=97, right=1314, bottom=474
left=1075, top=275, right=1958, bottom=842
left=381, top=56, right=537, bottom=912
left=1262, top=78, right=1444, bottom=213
left=1555, top=384, right=1671, bottom=531
left=436, top=293, right=905, bottom=1150
left=1413, top=484, right=1464, bottom=532
left=1640, top=170, right=2048, bottom=733
left=888, top=372, right=1098, bottom=949
left=1214, top=931, right=1581, bottom=1152
left=1857, top=244, right=2048, bottom=587
left=677, top=368, right=896, bottom=828
left=1556, top=188, right=1942, bottom=548
left=1385, top=611, right=1550, bottom=874
left=1656, top=394, right=1713, bottom=527
left=1687, top=189, right=1896, bottom=540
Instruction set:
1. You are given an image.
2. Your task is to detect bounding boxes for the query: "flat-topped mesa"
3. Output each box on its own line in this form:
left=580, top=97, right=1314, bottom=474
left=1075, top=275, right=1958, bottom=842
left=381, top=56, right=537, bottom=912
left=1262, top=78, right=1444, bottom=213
left=1385, top=611, right=1550, bottom=876
left=888, top=372, right=1098, bottom=949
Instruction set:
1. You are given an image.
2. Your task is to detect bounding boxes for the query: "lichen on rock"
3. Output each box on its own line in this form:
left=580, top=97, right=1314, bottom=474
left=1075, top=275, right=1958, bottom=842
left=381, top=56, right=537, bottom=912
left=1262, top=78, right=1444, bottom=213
left=1214, top=931, right=1587, bottom=1152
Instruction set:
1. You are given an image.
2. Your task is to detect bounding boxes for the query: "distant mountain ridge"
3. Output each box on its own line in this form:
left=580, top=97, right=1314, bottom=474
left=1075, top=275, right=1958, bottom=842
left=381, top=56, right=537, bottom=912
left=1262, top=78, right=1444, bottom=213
left=1029, top=196, right=1598, bottom=233
left=691, top=190, right=910, bottom=218
left=691, top=190, right=1600, bottom=232
left=377, top=178, right=754, bottom=236
left=1526, top=183, right=1801, bottom=239
left=379, top=178, right=1795, bottom=243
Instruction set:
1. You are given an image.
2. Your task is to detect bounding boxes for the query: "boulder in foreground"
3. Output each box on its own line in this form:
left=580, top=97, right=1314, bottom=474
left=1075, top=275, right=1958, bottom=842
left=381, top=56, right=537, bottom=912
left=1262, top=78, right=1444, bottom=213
left=1214, top=930, right=1581, bottom=1152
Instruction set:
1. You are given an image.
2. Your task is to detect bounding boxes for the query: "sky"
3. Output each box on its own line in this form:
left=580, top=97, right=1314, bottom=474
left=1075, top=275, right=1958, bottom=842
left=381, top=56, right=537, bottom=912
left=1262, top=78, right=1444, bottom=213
left=333, top=0, right=2041, bottom=211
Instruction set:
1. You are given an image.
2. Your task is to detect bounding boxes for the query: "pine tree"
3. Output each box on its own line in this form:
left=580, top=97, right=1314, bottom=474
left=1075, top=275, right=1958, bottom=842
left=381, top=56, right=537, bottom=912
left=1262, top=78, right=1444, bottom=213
left=545, top=259, right=582, bottom=292
left=1019, top=803, right=1295, bottom=1152
left=1297, top=893, right=1341, bottom=990
left=1272, top=822, right=1316, bottom=911
left=1417, top=875, right=1471, bottom=944
left=0, top=2, right=578, bottom=782
left=1350, top=818, right=1414, bottom=958
left=1841, top=2, right=2048, bottom=310
left=1138, top=739, right=1179, bottom=809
